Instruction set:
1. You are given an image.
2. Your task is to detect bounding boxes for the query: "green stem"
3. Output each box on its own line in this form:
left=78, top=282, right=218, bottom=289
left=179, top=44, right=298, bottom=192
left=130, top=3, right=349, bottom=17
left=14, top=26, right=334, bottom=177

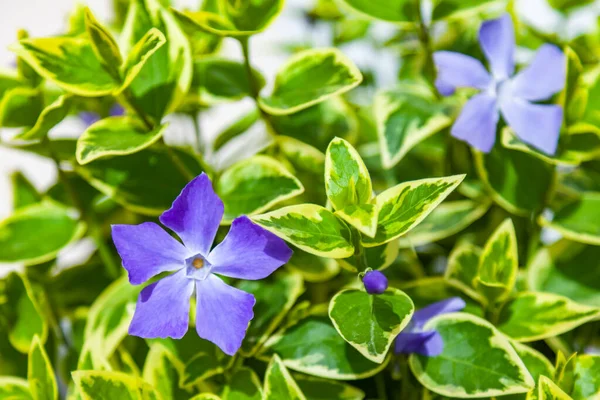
left=351, top=228, right=369, bottom=272
left=238, top=37, right=278, bottom=142
left=42, top=136, right=120, bottom=279
left=119, top=90, right=195, bottom=181
left=415, top=0, right=440, bottom=99
left=191, top=111, right=204, bottom=154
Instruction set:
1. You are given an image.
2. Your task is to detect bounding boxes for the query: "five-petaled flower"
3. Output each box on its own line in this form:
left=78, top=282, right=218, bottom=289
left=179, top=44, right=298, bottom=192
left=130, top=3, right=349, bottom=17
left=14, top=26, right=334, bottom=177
left=111, top=173, right=293, bottom=356
left=434, top=13, right=566, bottom=155
left=395, top=297, right=466, bottom=356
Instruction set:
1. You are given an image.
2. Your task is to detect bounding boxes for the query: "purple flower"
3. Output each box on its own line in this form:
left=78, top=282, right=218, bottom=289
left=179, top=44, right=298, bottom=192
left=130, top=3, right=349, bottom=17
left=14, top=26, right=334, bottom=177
left=395, top=297, right=466, bottom=357
left=434, top=14, right=566, bottom=155
left=362, top=270, right=388, bottom=294
left=111, top=173, right=293, bottom=355
left=79, top=103, right=125, bottom=127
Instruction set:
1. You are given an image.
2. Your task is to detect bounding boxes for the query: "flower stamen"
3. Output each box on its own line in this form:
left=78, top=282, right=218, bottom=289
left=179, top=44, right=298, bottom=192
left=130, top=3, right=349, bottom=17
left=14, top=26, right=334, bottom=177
left=193, top=258, right=204, bottom=269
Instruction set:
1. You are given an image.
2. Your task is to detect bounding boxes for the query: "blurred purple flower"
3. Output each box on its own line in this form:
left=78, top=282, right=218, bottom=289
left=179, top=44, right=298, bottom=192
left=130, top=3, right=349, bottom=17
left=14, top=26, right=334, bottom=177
left=434, top=14, right=565, bottom=155
left=111, top=173, right=292, bottom=355
left=362, top=270, right=388, bottom=294
left=79, top=103, right=125, bottom=127
left=395, top=297, right=465, bottom=357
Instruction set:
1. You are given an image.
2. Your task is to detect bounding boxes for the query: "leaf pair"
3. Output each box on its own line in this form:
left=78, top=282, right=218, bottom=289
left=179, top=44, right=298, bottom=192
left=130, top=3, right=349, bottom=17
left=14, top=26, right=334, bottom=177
left=252, top=137, right=464, bottom=258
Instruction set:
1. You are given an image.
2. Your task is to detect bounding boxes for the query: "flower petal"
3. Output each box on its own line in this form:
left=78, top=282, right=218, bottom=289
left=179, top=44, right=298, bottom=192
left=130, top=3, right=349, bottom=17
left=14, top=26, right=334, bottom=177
left=160, top=173, right=224, bottom=256
left=451, top=93, right=499, bottom=153
left=500, top=98, right=563, bottom=155
left=208, top=216, right=292, bottom=280
left=395, top=331, right=443, bottom=356
left=412, top=297, right=467, bottom=328
left=510, top=44, right=566, bottom=101
left=112, top=222, right=189, bottom=285
left=129, top=269, right=194, bottom=339
left=433, top=51, right=492, bottom=95
left=195, top=275, right=255, bottom=356
left=479, top=14, right=515, bottom=80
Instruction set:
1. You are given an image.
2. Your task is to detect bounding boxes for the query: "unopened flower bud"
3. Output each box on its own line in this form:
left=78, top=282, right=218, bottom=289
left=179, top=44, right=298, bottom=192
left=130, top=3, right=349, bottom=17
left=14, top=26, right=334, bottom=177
left=362, top=270, right=388, bottom=294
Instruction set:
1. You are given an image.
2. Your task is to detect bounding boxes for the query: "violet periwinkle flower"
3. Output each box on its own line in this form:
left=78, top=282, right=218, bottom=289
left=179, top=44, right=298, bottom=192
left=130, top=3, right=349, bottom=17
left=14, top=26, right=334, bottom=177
left=111, top=173, right=292, bottom=355
left=79, top=103, right=125, bottom=127
left=434, top=14, right=566, bottom=155
left=395, top=297, right=466, bottom=357
left=362, top=270, right=388, bottom=294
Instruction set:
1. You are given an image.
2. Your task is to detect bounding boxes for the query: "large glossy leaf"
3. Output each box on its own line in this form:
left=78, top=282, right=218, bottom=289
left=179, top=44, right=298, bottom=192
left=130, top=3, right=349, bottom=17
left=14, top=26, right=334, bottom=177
left=2, top=273, right=48, bottom=354
left=572, top=355, right=600, bottom=400
left=528, top=242, right=600, bottom=307
left=497, top=292, right=600, bottom=342
left=260, top=49, right=362, bottom=115
left=252, top=204, right=354, bottom=258
left=409, top=313, right=534, bottom=398
left=542, top=192, right=600, bottom=245
left=217, top=155, right=304, bottom=223
left=76, top=147, right=203, bottom=215
left=76, top=117, right=167, bottom=165
left=73, top=371, right=161, bottom=400
left=191, top=58, right=265, bottom=104
left=172, top=0, right=284, bottom=36
left=0, top=200, right=85, bottom=264
left=375, top=85, right=451, bottom=168
left=28, top=336, right=57, bottom=400
left=398, top=200, right=489, bottom=247
left=264, top=355, right=306, bottom=400
left=0, top=87, right=43, bottom=128
left=0, top=377, right=32, bottom=400
left=120, top=0, right=192, bottom=120
left=260, top=308, right=387, bottom=380
left=474, top=146, right=554, bottom=216
left=362, top=175, right=464, bottom=247
left=238, top=271, right=304, bottom=356
left=329, top=288, right=414, bottom=363
left=476, top=219, right=519, bottom=304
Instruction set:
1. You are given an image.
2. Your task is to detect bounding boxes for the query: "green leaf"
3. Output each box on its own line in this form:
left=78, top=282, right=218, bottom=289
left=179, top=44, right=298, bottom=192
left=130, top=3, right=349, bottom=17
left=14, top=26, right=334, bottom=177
left=286, top=247, right=340, bottom=283
left=497, top=292, right=600, bottom=342
left=0, top=200, right=85, bottom=264
left=541, top=192, right=600, bottom=245
left=400, top=277, right=484, bottom=315
left=192, top=58, right=265, bottom=104
left=72, top=371, right=161, bottom=400
left=398, top=200, right=490, bottom=247
left=221, top=367, right=262, bottom=400
left=295, top=375, right=364, bottom=400
left=335, top=204, right=378, bottom=238
left=528, top=243, right=600, bottom=307
left=217, top=155, right=304, bottom=223
left=180, top=352, right=225, bottom=388
left=476, top=218, right=519, bottom=303
left=260, top=307, right=387, bottom=380
left=213, top=110, right=260, bottom=151
left=409, top=313, right=534, bottom=398
left=362, top=175, right=464, bottom=247
left=172, top=0, right=284, bottom=36
left=264, top=355, right=306, bottom=400
left=2, top=273, right=48, bottom=353
left=572, top=355, right=600, bottom=400
left=329, top=288, right=414, bottom=363
left=11, top=171, right=41, bottom=210
left=325, top=137, right=372, bottom=210
left=238, top=271, right=304, bottom=356
left=338, top=241, right=399, bottom=273
left=28, top=336, right=57, bottom=400
left=15, top=95, right=72, bottom=140
left=430, top=0, right=503, bottom=20
left=120, top=0, right=192, bottom=120
left=444, top=243, right=483, bottom=301
left=252, top=204, right=354, bottom=258
left=474, top=145, right=554, bottom=216
left=78, top=277, right=139, bottom=369
left=142, top=344, right=190, bottom=400
left=0, top=87, right=43, bottom=128
left=375, top=85, right=451, bottom=168
left=338, top=0, right=418, bottom=22
left=10, top=37, right=119, bottom=96
left=0, top=377, right=32, bottom=399
left=120, top=28, right=168, bottom=92
left=76, top=146, right=203, bottom=215
left=76, top=117, right=167, bottom=165
left=538, top=376, right=573, bottom=400
left=512, top=341, right=555, bottom=389
left=0, top=69, right=24, bottom=99
left=259, top=49, right=362, bottom=116
left=84, top=8, right=122, bottom=78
